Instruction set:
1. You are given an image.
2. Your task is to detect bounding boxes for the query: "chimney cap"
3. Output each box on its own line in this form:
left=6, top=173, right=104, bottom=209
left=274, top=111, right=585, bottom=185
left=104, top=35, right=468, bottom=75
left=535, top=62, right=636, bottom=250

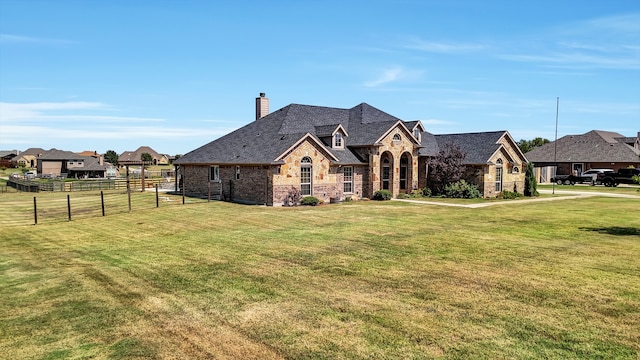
left=259, top=92, right=266, bottom=97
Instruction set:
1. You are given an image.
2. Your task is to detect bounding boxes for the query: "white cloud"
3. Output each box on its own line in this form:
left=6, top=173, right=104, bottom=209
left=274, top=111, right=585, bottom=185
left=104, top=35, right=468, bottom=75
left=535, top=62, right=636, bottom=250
left=0, top=33, right=74, bottom=44
left=403, top=38, right=486, bottom=53
left=364, top=66, right=423, bottom=88
left=0, top=102, right=165, bottom=123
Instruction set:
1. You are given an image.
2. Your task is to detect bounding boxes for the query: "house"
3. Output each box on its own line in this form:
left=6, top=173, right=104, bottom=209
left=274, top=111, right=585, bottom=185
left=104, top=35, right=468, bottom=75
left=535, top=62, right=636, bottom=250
left=36, top=149, right=110, bottom=178
left=119, top=146, right=169, bottom=165
left=0, top=150, right=18, bottom=168
left=175, top=94, right=527, bottom=206
left=13, top=147, right=46, bottom=168
left=525, top=130, right=640, bottom=183
left=430, top=132, right=527, bottom=196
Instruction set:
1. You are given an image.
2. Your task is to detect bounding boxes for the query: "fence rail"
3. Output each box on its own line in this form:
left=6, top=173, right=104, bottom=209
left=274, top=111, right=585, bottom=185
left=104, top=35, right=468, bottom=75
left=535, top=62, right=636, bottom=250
left=7, top=178, right=176, bottom=192
left=0, top=188, right=209, bottom=226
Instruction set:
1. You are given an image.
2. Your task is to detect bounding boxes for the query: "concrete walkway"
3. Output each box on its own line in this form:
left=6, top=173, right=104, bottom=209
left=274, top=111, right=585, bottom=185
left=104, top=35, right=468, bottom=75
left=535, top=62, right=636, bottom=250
left=393, top=188, right=640, bottom=208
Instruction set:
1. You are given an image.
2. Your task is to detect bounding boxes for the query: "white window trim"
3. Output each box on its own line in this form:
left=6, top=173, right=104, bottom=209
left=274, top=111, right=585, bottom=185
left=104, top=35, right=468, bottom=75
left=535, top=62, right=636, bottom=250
left=235, top=166, right=240, bottom=180
left=333, top=132, right=344, bottom=149
left=343, top=166, right=353, bottom=194
left=301, top=157, right=312, bottom=196
left=210, top=165, right=220, bottom=181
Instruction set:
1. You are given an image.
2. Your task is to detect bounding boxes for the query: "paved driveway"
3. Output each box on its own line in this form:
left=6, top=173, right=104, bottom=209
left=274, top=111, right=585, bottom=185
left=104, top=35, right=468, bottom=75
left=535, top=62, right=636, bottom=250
left=393, top=189, right=640, bottom=208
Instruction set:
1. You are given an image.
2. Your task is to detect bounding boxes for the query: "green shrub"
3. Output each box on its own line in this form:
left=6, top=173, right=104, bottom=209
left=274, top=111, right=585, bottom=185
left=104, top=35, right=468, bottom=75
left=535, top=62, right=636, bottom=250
left=300, top=196, right=321, bottom=206
left=444, top=180, right=482, bottom=199
left=372, top=190, right=393, bottom=201
left=498, top=190, right=522, bottom=200
left=421, top=187, right=432, bottom=197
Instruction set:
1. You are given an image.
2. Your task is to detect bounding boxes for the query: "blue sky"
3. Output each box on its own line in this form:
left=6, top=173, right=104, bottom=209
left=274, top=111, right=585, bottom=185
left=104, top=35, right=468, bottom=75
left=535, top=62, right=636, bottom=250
left=1, top=0, right=639, bottom=156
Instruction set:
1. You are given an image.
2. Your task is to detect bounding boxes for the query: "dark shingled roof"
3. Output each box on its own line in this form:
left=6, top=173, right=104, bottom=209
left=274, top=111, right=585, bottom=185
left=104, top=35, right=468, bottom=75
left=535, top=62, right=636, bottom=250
left=418, top=131, right=439, bottom=157
left=39, top=149, right=89, bottom=160
left=176, top=103, right=410, bottom=166
left=526, top=130, right=640, bottom=163
left=434, top=131, right=509, bottom=164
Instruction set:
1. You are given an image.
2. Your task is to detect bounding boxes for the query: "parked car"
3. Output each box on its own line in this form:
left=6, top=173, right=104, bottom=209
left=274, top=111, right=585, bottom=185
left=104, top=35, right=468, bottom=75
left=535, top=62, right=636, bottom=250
left=551, top=169, right=614, bottom=185
left=580, top=169, right=615, bottom=185
left=600, top=168, right=640, bottom=187
left=25, top=171, right=36, bottom=179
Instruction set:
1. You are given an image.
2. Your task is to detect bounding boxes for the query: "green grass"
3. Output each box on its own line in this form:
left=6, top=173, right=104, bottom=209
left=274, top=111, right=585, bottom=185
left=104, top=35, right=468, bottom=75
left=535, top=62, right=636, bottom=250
left=1, top=193, right=639, bottom=359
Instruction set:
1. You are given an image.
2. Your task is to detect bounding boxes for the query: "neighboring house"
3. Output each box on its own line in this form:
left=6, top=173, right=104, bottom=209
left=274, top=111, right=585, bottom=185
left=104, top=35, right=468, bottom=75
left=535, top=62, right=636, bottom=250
left=431, top=132, right=528, bottom=197
left=0, top=150, right=18, bottom=168
left=119, top=146, right=169, bottom=165
left=0, top=150, right=18, bottom=161
left=77, top=150, right=102, bottom=158
left=175, top=95, right=527, bottom=205
left=525, top=130, right=640, bottom=183
left=13, top=147, right=46, bottom=168
left=36, top=149, right=109, bottom=178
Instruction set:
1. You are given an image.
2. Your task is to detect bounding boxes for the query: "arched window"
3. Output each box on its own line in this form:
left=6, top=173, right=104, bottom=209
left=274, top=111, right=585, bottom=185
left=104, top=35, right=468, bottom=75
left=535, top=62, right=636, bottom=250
left=393, top=134, right=401, bottom=142
left=495, top=159, right=503, bottom=192
left=301, top=156, right=312, bottom=196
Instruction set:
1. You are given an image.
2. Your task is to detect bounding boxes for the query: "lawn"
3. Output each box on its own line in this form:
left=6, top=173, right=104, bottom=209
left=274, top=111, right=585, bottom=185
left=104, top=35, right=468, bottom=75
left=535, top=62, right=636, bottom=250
left=1, top=193, right=639, bottom=359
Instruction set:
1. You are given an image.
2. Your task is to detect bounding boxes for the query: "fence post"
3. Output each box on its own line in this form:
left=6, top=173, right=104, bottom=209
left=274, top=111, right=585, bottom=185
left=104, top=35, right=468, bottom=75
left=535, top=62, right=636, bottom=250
left=208, top=181, right=211, bottom=202
left=67, top=194, right=71, bottom=221
left=155, top=184, right=159, bottom=208
left=101, top=190, right=105, bottom=216
left=126, top=165, right=132, bottom=212
left=33, top=196, right=38, bottom=225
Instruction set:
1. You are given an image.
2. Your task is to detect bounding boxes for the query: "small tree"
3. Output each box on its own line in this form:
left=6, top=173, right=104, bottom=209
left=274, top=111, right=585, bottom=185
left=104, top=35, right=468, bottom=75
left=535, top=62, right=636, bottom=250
left=141, top=153, right=153, bottom=163
left=428, top=142, right=466, bottom=195
left=524, top=162, right=538, bottom=196
left=518, top=137, right=550, bottom=153
left=104, top=150, right=119, bottom=166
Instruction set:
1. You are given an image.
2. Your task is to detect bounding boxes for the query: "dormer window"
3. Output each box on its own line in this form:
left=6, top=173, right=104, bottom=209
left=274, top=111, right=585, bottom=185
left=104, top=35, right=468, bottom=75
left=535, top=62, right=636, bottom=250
left=333, top=132, right=344, bottom=149
left=413, top=128, right=421, bottom=142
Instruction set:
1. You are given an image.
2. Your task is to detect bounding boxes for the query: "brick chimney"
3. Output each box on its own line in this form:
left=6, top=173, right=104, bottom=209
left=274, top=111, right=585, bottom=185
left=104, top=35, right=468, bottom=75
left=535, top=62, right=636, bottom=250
left=255, top=92, right=269, bottom=120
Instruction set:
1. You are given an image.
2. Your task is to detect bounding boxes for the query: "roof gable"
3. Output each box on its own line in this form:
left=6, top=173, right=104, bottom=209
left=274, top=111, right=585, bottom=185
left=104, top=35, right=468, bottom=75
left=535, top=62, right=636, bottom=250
left=275, top=133, right=339, bottom=162
left=434, top=131, right=509, bottom=164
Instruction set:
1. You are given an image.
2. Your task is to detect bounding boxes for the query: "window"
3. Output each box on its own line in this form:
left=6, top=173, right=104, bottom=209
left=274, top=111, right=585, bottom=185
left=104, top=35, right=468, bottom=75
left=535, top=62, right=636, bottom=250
left=209, top=165, right=219, bottom=181
left=343, top=166, right=353, bottom=193
left=301, top=157, right=312, bottom=196
left=235, top=166, right=240, bottom=180
left=393, top=134, right=401, bottom=142
left=413, top=128, right=421, bottom=141
left=400, top=157, right=408, bottom=190
left=334, top=132, right=343, bottom=148
left=495, top=159, right=503, bottom=192
left=512, top=166, right=519, bottom=174
left=382, top=158, right=390, bottom=190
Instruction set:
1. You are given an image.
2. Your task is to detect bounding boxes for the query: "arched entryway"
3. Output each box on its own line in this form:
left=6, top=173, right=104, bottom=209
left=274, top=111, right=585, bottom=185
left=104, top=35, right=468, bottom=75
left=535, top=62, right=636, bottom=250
left=399, top=152, right=413, bottom=191
left=380, top=151, right=393, bottom=192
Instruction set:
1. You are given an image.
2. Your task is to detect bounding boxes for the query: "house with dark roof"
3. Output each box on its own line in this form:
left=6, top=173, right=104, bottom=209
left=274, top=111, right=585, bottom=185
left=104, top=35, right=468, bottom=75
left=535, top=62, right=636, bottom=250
left=36, top=149, right=111, bottom=178
left=13, top=147, right=46, bottom=168
left=525, top=130, right=640, bottom=183
left=175, top=94, right=527, bottom=205
left=119, top=146, right=169, bottom=165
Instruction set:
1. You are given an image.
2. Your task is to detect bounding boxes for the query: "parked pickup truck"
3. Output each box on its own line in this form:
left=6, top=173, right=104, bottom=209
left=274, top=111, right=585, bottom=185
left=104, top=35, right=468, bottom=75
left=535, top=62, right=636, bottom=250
left=600, top=168, right=640, bottom=187
left=551, top=169, right=614, bottom=185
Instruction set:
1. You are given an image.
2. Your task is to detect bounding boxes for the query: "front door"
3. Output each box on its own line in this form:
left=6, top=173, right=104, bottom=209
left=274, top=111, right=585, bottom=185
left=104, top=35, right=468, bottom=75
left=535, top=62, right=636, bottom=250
left=573, top=163, right=583, bottom=176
